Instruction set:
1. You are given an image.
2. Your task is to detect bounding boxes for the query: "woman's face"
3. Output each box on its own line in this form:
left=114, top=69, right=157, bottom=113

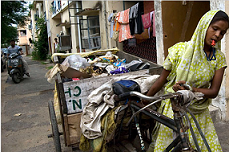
left=205, top=20, right=229, bottom=46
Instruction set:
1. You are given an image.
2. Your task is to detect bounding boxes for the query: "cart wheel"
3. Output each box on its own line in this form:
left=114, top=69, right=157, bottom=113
left=48, top=100, right=62, bottom=152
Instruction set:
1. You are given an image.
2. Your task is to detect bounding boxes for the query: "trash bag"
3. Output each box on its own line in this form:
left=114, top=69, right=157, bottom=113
left=61, top=54, right=90, bottom=70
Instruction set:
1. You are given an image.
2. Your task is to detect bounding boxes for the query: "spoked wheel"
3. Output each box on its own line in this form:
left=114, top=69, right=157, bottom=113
left=48, top=100, right=61, bottom=152
left=12, top=73, right=21, bottom=83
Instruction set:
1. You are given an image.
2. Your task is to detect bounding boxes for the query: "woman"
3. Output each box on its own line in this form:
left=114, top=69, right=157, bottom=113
left=54, top=38, right=60, bottom=53
left=146, top=10, right=229, bottom=151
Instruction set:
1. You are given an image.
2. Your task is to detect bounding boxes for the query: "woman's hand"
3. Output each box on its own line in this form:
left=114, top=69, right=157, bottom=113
left=172, top=81, right=188, bottom=92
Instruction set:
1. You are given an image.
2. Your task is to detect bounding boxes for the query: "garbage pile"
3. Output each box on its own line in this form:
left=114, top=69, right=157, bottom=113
left=45, top=50, right=151, bottom=84
left=63, top=51, right=150, bottom=78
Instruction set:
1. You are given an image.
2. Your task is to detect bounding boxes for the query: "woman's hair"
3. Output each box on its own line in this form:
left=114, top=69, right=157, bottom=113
left=210, top=10, right=229, bottom=26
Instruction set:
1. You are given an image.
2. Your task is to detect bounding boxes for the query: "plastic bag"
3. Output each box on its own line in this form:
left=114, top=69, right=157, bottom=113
left=61, top=54, right=90, bottom=70
left=123, top=60, right=142, bottom=69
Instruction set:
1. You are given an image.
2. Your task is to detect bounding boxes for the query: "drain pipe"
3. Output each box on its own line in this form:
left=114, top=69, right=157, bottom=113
left=76, top=1, right=82, bottom=53
left=103, top=0, right=109, bottom=49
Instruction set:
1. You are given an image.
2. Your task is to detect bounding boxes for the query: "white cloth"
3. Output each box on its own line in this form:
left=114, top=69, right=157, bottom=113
left=45, top=64, right=61, bottom=84
left=177, top=90, right=204, bottom=106
left=80, top=74, right=163, bottom=139
left=108, top=13, right=114, bottom=38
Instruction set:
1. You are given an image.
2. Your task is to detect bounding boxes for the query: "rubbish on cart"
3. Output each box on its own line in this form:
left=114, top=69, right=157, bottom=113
left=113, top=58, right=126, bottom=67
left=60, top=64, right=91, bottom=79
left=62, top=54, right=90, bottom=70
left=128, top=62, right=150, bottom=71
left=110, top=66, right=129, bottom=75
left=51, top=47, right=120, bottom=62
left=45, top=64, right=62, bottom=84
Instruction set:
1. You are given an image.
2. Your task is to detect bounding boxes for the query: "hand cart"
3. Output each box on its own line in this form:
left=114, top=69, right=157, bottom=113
left=47, top=49, right=163, bottom=152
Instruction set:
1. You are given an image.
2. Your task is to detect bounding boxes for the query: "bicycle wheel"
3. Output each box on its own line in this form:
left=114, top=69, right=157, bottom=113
left=48, top=100, right=61, bottom=152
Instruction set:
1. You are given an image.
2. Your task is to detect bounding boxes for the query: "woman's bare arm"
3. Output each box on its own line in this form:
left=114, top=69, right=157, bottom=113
left=193, top=67, right=226, bottom=98
left=146, top=69, right=171, bottom=96
left=174, top=67, right=226, bottom=98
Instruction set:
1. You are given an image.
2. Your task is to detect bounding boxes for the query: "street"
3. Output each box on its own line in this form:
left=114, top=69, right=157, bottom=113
left=1, top=55, right=229, bottom=152
left=1, top=56, right=72, bottom=152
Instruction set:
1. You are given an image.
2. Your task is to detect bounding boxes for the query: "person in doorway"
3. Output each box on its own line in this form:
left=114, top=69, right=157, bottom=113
left=146, top=10, right=229, bottom=151
left=54, top=38, right=60, bottom=53
left=7, top=40, right=30, bottom=77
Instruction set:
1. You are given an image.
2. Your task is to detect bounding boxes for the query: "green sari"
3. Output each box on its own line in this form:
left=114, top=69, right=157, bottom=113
left=148, top=10, right=227, bottom=152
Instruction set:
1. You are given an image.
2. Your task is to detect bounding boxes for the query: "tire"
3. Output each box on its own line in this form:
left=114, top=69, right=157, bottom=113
left=12, top=73, right=21, bottom=83
left=48, top=100, right=61, bottom=152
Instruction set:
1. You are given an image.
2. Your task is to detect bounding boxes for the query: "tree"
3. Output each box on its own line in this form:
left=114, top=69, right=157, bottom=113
left=1, top=1, right=28, bottom=46
left=32, top=17, right=49, bottom=60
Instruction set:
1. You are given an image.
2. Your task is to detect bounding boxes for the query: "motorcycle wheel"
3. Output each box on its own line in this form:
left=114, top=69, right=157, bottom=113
left=12, top=73, right=21, bottom=83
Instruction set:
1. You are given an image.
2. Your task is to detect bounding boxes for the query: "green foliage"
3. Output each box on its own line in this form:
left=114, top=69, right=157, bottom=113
left=1, top=26, right=18, bottom=47
left=31, top=50, right=39, bottom=60
left=47, top=54, right=52, bottom=60
left=47, top=66, right=54, bottom=70
left=32, top=17, right=49, bottom=60
left=29, top=4, right=35, bottom=10
left=1, top=1, right=28, bottom=45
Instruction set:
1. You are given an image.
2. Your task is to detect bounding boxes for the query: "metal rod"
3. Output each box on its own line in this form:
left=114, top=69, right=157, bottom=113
left=127, top=99, right=162, bottom=126
left=130, top=104, right=177, bottom=132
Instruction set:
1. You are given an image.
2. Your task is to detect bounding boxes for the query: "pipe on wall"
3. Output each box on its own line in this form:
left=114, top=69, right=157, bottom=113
left=76, top=1, right=82, bottom=53
left=103, top=0, right=109, bottom=49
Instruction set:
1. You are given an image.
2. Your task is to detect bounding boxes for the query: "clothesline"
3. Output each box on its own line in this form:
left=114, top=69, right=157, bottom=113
left=108, top=2, right=156, bottom=43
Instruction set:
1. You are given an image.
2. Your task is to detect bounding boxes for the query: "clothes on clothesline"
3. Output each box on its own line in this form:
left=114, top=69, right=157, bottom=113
left=116, top=8, right=134, bottom=42
left=108, top=2, right=155, bottom=42
left=108, top=13, right=114, bottom=38
left=142, top=13, right=151, bottom=29
left=150, top=11, right=156, bottom=37
left=129, top=2, right=144, bottom=35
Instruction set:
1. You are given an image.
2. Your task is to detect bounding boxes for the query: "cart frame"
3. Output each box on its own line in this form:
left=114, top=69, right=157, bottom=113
left=47, top=50, right=163, bottom=151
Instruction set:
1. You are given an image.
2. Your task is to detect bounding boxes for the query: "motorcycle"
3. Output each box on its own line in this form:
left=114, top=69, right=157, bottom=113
left=7, top=52, right=25, bottom=83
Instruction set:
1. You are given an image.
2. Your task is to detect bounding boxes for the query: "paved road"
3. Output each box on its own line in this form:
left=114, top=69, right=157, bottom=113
left=1, top=56, right=72, bottom=152
left=1, top=55, right=229, bottom=152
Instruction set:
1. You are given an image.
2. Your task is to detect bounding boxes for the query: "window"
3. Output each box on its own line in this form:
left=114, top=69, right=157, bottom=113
left=80, top=16, right=101, bottom=49
left=20, top=30, right=27, bottom=36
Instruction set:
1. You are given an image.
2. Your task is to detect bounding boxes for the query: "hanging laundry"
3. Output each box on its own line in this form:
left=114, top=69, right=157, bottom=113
left=141, top=13, right=151, bottom=29
left=135, top=29, right=150, bottom=44
left=129, top=2, right=144, bottom=35
left=149, top=11, right=156, bottom=37
left=108, top=13, right=118, bottom=38
left=108, top=13, right=114, bottom=38
left=112, top=16, right=120, bottom=41
left=116, top=8, right=134, bottom=42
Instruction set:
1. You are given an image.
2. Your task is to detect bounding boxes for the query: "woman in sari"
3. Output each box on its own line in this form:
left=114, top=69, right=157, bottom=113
left=146, top=10, right=229, bottom=151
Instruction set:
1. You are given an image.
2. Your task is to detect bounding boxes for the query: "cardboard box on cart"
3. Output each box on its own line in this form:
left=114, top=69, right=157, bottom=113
left=58, top=51, right=163, bottom=147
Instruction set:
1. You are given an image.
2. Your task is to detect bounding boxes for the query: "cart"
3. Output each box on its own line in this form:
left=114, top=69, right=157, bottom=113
left=47, top=49, right=163, bottom=152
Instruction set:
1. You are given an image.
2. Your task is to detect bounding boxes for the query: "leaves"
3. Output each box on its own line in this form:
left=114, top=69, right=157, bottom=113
left=1, top=1, right=27, bottom=25
left=1, top=1, right=28, bottom=45
left=33, top=17, right=49, bottom=60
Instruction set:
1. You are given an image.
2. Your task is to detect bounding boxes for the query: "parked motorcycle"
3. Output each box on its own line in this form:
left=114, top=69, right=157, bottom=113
left=7, top=52, right=25, bottom=83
